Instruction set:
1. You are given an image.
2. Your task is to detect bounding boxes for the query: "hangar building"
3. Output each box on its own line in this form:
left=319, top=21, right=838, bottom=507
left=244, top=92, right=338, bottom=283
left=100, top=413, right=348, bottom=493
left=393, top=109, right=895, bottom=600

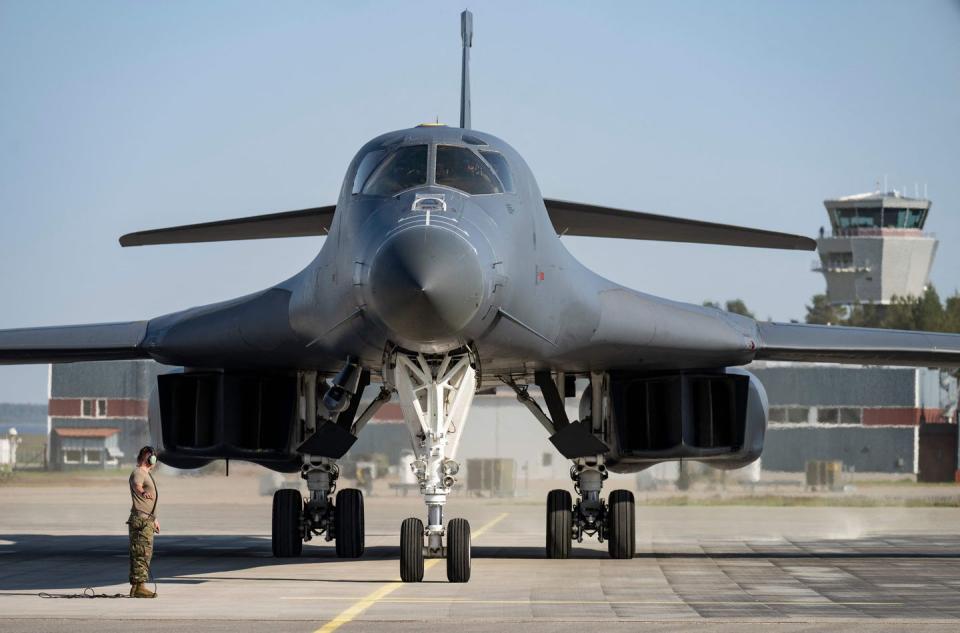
left=754, top=362, right=958, bottom=476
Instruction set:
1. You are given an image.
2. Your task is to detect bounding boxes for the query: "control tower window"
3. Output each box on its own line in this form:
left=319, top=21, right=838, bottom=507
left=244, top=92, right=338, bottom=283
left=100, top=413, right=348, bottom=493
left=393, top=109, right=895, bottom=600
left=435, top=145, right=503, bottom=195
left=833, top=207, right=926, bottom=230
left=362, top=145, right=428, bottom=196
left=479, top=150, right=514, bottom=192
left=886, top=208, right=925, bottom=229
left=352, top=149, right=386, bottom=194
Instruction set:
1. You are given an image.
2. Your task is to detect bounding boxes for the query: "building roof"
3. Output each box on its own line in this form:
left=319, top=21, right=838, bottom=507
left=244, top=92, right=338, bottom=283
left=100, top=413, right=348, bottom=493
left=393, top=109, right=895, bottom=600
left=53, top=427, right=119, bottom=438
left=824, top=190, right=930, bottom=210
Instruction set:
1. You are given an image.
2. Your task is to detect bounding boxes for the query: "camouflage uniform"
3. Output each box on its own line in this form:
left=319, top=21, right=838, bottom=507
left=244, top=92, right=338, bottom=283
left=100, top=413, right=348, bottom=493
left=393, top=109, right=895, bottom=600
left=128, top=466, right=157, bottom=586
left=127, top=512, right=155, bottom=584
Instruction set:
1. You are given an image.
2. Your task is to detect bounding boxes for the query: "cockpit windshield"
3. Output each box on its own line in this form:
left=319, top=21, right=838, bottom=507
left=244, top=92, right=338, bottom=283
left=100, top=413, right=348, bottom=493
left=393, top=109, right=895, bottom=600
left=435, top=145, right=503, bottom=195
left=352, top=149, right=386, bottom=194
left=479, top=150, right=513, bottom=192
left=362, top=145, right=428, bottom=196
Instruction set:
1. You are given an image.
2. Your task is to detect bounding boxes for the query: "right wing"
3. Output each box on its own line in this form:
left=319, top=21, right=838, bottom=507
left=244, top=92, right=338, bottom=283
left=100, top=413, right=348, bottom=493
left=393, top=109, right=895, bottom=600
left=544, top=198, right=815, bottom=251
left=119, top=205, right=336, bottom=247
left=0, top=321, right=150, bottom=364
left=754, top=321, right=960, bottom=367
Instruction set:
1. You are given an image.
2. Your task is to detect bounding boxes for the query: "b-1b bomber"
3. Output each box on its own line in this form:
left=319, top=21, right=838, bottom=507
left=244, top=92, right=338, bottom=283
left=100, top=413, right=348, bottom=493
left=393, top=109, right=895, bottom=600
left=2, top=11, right=959, bottom=583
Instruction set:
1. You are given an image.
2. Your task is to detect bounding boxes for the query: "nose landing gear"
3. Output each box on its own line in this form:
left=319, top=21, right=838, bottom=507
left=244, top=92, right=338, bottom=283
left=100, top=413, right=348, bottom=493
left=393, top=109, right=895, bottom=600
left=392, top=351, right=477, bottom=583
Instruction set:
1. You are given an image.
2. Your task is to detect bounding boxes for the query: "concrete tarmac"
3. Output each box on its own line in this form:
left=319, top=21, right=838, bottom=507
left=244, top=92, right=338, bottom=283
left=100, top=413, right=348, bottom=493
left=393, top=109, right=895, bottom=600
left=2, top=471, right=960, bottom=632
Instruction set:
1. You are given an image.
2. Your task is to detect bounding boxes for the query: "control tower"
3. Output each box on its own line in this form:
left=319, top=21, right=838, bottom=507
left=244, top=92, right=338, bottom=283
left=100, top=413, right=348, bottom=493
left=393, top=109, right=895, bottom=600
left=815, top=190, right=937, bottom=305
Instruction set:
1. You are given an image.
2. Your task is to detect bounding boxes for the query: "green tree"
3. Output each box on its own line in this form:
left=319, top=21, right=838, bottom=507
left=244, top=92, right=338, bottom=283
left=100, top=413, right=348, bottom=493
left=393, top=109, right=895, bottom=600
left=724, top=299, right=755, bottom=318
left=880, top=295, right=918, bottom=330
left=915, top=286, right=945, bottom=332
left=846, top=302, right=885, bottom=328
left=944, top=294, right=960, bottom=333
left=804, top=294, right=847, bottom=325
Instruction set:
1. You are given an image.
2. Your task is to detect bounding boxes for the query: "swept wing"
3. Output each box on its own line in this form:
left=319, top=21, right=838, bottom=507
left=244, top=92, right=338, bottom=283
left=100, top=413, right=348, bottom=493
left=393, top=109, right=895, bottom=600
left=0, top=321, right=150, bottom=364
left=544, top=198, right=816, bottom=251
left=754, top=321, right=960, bottom=367
left=119, top=205, right=336, bottom=247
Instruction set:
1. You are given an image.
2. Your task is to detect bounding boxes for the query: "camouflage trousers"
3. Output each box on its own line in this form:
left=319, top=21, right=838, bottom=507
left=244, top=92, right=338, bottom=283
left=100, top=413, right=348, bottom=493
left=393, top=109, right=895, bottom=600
left=127, top=513, right=155, bottom=584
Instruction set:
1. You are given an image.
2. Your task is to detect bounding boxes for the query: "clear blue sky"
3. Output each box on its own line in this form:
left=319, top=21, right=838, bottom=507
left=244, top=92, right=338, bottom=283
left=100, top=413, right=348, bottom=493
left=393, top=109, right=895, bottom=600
left=1, top=0, right=958, bottom=403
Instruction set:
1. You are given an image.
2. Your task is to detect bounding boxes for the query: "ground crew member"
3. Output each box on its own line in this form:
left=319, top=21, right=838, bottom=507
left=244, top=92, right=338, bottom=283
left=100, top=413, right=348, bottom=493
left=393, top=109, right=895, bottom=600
left=128, top=446, right=159, bottom=598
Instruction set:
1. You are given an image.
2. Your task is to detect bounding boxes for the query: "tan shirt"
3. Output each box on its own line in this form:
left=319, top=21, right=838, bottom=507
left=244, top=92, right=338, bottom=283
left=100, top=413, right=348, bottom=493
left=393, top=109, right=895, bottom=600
left=129, top=468, right=157, bottom=517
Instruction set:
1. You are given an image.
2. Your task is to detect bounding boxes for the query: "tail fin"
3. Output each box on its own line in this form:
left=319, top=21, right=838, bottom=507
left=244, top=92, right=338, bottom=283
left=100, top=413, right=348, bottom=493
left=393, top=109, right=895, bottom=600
left=460, top=10, right=473, bottom=129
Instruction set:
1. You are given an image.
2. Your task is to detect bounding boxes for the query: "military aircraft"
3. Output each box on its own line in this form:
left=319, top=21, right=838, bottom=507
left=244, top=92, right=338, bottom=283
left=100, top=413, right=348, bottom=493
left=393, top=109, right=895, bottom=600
left=2, top=11, right=959, bottom=583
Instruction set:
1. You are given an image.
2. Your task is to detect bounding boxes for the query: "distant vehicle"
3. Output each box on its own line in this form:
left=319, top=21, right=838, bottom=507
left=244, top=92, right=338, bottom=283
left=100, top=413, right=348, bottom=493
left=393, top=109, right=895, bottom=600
left=2, top=11, right=958, bottom=583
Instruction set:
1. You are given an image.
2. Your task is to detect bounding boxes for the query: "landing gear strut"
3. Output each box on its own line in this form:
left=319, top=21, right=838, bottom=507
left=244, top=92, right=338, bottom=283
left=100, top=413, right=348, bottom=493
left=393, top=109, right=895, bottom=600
left=545, top=456, right=635, bottom=559
left=392, top=352, right=476, bottom=583
left=270, top=457, right=365, bottom=558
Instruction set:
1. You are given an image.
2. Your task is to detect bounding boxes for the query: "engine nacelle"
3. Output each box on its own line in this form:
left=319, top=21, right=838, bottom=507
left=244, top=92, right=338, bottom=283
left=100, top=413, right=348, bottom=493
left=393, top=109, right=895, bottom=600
left=148, top=369, right=302, bottom=472
left=583, top=367, right=768, bottom=473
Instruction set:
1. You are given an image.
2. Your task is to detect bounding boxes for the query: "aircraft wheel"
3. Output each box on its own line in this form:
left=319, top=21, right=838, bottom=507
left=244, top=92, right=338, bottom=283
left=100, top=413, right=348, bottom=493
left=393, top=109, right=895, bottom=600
left=607, top=489, right=635, bottom=559
left=400, top=517, right=424, bottom=582
left=546, top=489, right=572, bottom=559
left=446, top=518, right=471, bottom=583
left=335, top=488, right=365, bottom=558
left=272, top=489, right=303, bottom=557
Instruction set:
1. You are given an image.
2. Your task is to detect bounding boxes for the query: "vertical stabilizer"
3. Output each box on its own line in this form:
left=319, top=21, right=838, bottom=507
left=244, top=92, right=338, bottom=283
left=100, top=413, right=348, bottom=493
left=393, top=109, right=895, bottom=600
left=460, top=10, right=473, bottom=129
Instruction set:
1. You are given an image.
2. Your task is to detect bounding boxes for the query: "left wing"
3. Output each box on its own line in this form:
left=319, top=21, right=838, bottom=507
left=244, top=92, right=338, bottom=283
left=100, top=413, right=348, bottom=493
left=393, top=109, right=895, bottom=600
left=754, top=321, right=960, bottom=367
left=0, top=321, right=150, bottom=364
left=544, top=198, right=816, bottom=251
left=120, top=205, right=336, bottom=247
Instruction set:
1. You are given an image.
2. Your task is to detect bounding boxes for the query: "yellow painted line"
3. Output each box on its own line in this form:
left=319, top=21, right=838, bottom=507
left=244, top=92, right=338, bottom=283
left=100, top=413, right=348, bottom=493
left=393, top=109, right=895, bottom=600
left=312, top=512, right=508, bottom=633
left=471, top=512, right=508, bottom=538
left=312, top=562, right=439, bottom=633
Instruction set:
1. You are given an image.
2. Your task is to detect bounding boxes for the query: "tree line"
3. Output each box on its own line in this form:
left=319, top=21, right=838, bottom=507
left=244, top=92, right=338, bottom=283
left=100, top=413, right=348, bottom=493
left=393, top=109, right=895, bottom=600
left=804, top=286, right=960, bottom=332
left=704, top=287, right=960, bottom=333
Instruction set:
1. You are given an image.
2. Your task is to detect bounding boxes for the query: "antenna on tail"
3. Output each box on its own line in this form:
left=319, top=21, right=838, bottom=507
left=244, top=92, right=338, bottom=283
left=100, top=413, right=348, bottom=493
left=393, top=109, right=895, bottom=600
left=460, top=10, right=473, bottom=129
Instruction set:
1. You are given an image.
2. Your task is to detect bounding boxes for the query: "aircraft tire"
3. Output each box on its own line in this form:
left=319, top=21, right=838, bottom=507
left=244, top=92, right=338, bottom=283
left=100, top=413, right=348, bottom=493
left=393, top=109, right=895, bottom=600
left=400, top=517, right=424, bottom=582
left=607, top=489, right=635, bottom=559
left=272, top=489, right=303, bottom=558
left=546, top=489, right=572, bottom=559
left=335, top=488, right=365, bottom=558
left=446, top=518, right=471, bottom=583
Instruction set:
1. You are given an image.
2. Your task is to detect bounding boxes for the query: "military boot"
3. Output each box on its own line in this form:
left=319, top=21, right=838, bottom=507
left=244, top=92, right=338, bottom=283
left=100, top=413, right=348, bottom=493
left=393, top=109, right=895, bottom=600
left=132, top=583, right=156, bottom=598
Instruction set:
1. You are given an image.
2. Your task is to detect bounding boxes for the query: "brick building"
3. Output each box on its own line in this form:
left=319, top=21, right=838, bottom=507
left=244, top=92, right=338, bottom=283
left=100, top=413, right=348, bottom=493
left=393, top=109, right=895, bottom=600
left=47, top=360, right=163, bottom=469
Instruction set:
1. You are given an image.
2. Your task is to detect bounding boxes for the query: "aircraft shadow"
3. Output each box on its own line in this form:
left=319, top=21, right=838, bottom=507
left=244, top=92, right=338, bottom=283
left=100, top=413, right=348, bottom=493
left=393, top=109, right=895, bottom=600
left=1, top=533, right=959, bottom=591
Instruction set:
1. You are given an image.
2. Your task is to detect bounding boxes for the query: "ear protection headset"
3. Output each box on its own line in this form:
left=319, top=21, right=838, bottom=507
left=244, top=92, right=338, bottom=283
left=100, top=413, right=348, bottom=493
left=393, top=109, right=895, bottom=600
left=141, top=446, right=157, bottom=466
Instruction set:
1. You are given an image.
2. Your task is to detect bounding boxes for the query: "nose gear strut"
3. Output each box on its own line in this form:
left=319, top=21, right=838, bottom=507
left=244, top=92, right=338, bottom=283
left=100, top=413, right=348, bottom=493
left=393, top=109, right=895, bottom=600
left=391, top=350, right=477, bottom=582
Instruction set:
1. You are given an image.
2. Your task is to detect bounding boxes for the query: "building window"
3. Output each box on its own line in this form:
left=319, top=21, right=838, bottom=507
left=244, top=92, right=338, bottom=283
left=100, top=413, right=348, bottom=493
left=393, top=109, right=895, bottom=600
left=787, top=407, right=810, bottom=423
left=839, top=408, right=862, bottom=424
left=81, top=399, right=108, bottom=418
left=84, top=449, right=103, bottom=464
left=63, top=449, right=82, bottom=464
left=817, top=408, right=840, bottom=424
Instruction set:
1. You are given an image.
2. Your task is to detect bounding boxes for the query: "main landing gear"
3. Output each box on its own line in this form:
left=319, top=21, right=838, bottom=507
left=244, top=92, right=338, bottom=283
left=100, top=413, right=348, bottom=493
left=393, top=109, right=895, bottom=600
left=392, top=352, right=476, bottom=583
left=545, top=457, right=635, bottom=559
left=272, top=457, right=365, bottom=558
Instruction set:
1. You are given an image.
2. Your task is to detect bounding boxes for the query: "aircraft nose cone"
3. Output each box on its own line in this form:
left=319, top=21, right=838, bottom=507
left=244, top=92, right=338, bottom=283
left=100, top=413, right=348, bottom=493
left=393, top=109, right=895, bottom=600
left=368, top=226, right=485, bottom=343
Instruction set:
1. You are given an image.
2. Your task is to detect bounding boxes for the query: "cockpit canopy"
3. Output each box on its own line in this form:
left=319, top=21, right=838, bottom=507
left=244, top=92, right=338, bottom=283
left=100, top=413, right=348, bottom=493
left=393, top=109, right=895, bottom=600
left=352, top=143, right=514, bottom=197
